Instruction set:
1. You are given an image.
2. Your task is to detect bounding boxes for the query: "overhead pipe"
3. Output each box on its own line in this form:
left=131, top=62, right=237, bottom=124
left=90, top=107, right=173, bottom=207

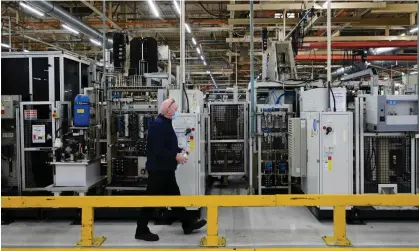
left=295, top=55, right=418, bottom=61
left=26, top=0, right=111, bottom=46
left=302, top=41, right=417, bottom=49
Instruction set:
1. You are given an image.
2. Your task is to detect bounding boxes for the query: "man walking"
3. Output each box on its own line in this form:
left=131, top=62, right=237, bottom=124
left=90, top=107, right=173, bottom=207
left=135, top=98, right=207, bottom=241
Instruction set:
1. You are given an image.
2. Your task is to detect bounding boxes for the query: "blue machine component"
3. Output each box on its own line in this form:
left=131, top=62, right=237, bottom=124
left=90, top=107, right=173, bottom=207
left=73, top=94, right=90, bottom=127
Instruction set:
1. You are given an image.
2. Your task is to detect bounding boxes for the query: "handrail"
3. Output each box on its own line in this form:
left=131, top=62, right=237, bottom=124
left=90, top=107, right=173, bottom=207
left=2, top=194, right=419, bottom=249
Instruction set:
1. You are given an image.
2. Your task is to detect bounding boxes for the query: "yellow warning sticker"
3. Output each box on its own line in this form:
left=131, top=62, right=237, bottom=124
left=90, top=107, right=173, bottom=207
left=328, top=160, right=332, bottom=171
left=190, top=139, right=195, bottom=151
left=77, top=109, right=84, bottom=114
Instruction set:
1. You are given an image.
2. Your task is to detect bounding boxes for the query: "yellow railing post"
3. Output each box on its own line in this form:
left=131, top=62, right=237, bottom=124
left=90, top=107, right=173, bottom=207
left=322, top=206, right=352, bottom=246
left=76, top=207, right=106, bottom=247
left=200, top=206, right=226, bottom=247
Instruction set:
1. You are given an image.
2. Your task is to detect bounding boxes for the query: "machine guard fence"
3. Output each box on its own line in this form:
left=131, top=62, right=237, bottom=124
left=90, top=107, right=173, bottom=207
left=1, top=194, right=419, bottom=250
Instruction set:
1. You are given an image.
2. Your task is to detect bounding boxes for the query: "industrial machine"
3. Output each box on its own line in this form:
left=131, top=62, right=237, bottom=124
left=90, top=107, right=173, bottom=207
left=256, top=104, right=293, bottom=194
left=1, top=95, right=22, bottom=195
left=49, top=93, right=103, bottom=196
left=208, top=102, right=248, bottom=177
left=20, top=101, right=71, bottom=192
left=173, top=113, right=206, bottom=197
left=365, top=95, right=418, bottom=132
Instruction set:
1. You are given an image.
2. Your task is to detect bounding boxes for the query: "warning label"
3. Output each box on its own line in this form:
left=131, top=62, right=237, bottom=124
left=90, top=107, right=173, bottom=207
left=24, top=110, right=37, bottom=120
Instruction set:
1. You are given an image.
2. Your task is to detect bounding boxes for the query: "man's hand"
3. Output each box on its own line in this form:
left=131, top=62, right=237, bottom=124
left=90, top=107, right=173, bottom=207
left=176, top=153, right=188, bottom=164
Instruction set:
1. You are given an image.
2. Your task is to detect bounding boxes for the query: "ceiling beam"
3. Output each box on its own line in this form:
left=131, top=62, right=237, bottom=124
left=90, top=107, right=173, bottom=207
left=371, top=4, right=417, bottom=14
left=80, top=0, right=122, bottom=30
left=227, top=2, right=386, bottom=11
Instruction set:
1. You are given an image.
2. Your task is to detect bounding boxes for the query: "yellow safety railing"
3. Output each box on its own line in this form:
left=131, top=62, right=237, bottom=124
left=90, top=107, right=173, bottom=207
left=2, top=194, right=419, bottom=250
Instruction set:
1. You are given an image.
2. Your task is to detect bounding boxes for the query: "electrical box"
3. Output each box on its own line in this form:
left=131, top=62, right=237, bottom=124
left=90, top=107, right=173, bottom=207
left=300, top=88, right=347, bottom=113
left=288, top=118, right=307, bottom=178
left=301, top=112, right=353, bottom=197
left=1, top=96, right=19, bottom=119
left=172, top=113, right=205, bottom=197
left=365, top=95, right=418, bottom=132
left=169, top=89, right=204, bottom=113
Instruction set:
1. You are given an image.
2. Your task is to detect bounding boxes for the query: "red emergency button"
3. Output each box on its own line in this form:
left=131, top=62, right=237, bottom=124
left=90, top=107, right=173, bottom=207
left=323, top=126, right=326, bottom=130
left=192, top=128, right=195, bottom=131
left=328, top=156, right=332, bottom=160
left=190, top=136, right=194, bottom=140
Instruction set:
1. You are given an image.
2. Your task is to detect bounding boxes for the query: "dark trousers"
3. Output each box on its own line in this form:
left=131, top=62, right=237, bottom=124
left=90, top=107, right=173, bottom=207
left=136, top=170, right=192, bottom=234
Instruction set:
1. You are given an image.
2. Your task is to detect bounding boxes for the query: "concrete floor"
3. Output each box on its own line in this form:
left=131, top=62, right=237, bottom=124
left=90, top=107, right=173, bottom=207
left=2, top=206, right=419, bottom=248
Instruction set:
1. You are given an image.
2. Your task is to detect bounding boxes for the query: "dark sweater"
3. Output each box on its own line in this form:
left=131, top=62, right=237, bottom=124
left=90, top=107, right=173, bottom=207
left=146, top=114, right=182, bottom=171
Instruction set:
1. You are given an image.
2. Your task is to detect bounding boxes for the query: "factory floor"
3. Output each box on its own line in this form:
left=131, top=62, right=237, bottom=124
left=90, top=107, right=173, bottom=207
left=2, top=180, right=419, bottom=248
left=2, top=206, right=419, bottom=248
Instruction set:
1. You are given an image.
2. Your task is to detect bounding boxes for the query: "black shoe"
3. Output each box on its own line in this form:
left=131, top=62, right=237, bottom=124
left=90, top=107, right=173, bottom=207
left=183, top=219, right=207, bottom=235
left=135, top=232, right=159, bottom=241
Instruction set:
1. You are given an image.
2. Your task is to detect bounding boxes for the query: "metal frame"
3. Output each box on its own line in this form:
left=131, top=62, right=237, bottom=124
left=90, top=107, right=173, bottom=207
left=207, top=102, right=248, bottom=176
left=256, top=104, right=293, bottom=195
left=356, top=97, right=418, bottom=195
left=19, top=101, right=71, bottom=192
left=20, top=101, right=56, bottom=191
left=1, top=51, right=92, bottom=102
left=2, top=194, right=419, bottom=248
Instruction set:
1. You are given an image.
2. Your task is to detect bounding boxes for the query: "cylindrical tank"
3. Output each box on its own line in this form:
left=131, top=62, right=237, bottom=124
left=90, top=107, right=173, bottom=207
left=74, top=94, right=90, bottom=127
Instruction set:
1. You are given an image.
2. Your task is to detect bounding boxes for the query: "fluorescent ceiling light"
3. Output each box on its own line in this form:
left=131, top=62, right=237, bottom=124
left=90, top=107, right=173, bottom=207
left=23, top=49, right=29, bottom=52
left=107, top=38, right=113, bottom=43
left=401, top=33, right=406, bottom=36
left=1, top=43, right=11, bottom=48
left=185, top=23, right=191, bottom=33
left=147, top=0, right=160, bottom=18
left=203, top=61, right=207, bottom=66
left=200, top=55, right=204, bottom=61
left=207, top=70, right=210, bottom=74
left=192, top=37, right=197, bottom=45
left=20, top=2, right=44, bottom=17
left=90, top=38, right=101, bottom=46
left=410, top=71, right=418, bottom=75
left=410, top=27, right=418, bottom=33
left=173, top=0, right=181, bottom=15
left=62, top=24, right=79, bottom=35
left=196, top=47, right=201, bottom=54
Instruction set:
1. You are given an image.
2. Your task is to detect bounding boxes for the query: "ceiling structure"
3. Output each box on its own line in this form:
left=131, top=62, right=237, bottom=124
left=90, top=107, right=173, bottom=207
left=1, top=1, right=418, bottom=87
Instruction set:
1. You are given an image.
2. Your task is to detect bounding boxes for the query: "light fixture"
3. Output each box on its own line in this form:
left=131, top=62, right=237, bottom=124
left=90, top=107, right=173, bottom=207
left=185, top=23, right=191, bottom=33
left=203, top=61, right=207, bottom=66
left=90, top=38, right=101, bottom=46
left=23, top=49, right=29, bottom=52
left=196, top=47, right=201, bottom=54
left=107, top=38, right=113, bottom=43
left=20, top=2, right=44, bottom=17
left=192, top=37, right=197, bottom=45
left=1, top=43, right=11, bottom=48
left=62, top=24, right=79, bottom=35
left=147, top=0, right=160, bottom=18
left=173, top=0, right=181, bottom=15
left=200, top=55, right=204, bottom=61
left=410, top=27, right=418, bottom=33
left=410, top=71, right=418, bottom=75
left=401, top=33, right=406, bottom=36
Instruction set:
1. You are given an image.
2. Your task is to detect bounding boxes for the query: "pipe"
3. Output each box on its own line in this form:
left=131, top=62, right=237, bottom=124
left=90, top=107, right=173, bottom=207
left=102, top=0, right=106, bottom=73
left=295, top=55, right=418, bottom=61
left=180, top=0, right=185, bottom=111
left=26, top=1, right=110, bottom=46
left=302, top=41, right=417, bottom=49
left=250, top=0, right=255, bottom=195
left=417, top=1, right=419, bottom=131
left=327, top=0, right=331, bottom=84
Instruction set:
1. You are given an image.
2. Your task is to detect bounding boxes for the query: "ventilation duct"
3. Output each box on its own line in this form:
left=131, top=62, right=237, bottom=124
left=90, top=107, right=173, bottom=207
left=26, top=1, right=111, bottom=47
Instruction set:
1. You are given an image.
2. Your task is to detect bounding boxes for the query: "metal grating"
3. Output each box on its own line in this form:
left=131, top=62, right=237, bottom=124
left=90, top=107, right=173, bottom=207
left=210, top=142, right=245, bottom=173
left=210, top=104, right=245, bottom=140
left=363, top=135, right=412, bottom=194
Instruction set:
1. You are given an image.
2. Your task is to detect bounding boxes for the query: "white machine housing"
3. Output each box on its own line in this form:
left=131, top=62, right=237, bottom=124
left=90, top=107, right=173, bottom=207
left=172, top=113, right=205, bottom=197
left=169, top=89, right=204, bottom=113
left=300, top=87, right=347, bottom=112
left=288, top=118, right=307, bottom=178
left=365, top=95, right=418, bottom=132
left=301, top=112, right=353, bottom=209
